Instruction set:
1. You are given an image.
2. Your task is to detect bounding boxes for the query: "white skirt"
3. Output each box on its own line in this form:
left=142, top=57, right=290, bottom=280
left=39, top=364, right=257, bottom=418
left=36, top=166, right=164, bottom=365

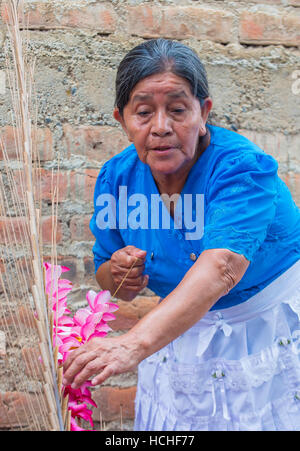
left=134, top=260, right=300, bottom=431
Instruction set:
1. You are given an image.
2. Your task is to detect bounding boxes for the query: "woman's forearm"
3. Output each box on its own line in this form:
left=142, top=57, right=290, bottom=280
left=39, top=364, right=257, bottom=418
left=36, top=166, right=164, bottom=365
left=62, top=248, right=250, bottom=389
left=126, top=249, right=250, bottom=360
left=95, top=260, right=115, bottom=293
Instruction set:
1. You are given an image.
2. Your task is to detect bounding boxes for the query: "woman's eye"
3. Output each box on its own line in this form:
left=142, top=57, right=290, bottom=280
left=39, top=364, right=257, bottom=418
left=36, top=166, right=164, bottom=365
left=137, top=111, right=151, bottom=117
left=171, top=108, right=185, bottom=114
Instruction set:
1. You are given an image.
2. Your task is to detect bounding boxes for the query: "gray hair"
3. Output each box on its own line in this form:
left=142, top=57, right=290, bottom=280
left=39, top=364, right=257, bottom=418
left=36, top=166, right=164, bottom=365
left=115, top=39, right=210, bottom=115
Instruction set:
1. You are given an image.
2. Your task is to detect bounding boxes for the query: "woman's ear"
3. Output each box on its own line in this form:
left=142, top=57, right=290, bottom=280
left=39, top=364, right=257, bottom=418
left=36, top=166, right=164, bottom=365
left=198, top=97, right=213, bottom=136
left=200, top=97, right=213, bottom=125
left=113, top=107, right=123, bottom=124
left=113, top=107, right=132, bottom=142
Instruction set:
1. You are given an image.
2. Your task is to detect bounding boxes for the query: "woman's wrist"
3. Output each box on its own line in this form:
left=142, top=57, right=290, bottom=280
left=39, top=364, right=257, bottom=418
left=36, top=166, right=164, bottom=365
left=122, top=328, right=151, bottom=365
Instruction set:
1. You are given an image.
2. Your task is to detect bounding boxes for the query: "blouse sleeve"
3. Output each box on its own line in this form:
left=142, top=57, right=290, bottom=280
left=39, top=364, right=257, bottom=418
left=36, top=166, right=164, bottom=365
left=89, top=163, right=125, bottom=273
left=202, top=151, right=279, bottom=261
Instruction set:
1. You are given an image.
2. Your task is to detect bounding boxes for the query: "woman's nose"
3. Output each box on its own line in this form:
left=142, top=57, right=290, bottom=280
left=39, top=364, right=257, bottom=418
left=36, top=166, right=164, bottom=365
left=151, top=111, right=172, bottom=136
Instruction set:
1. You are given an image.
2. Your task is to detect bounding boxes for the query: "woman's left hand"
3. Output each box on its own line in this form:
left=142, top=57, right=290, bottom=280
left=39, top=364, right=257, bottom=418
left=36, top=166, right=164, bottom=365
left=62, top=333, right=143, bottom=389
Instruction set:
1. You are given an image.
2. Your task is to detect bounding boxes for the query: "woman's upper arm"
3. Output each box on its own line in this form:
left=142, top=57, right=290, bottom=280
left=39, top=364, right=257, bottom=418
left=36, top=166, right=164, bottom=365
left=202, top=151, right=278, bottom=262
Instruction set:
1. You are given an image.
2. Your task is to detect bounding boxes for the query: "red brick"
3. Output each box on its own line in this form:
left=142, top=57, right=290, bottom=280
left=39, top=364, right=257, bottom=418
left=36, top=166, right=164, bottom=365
left=111, top=296, right=160, bottom=331
left=92, top=386, right=137, bottom=422
left=69, top=169, right=99, bottom=203
left=13, top=168, right=98, bottom=204
left=12, top=168, right=68, bottom=203
left=0, top=216, right=62, bottom=245
left=0, top=126, right=53, bottom=161
left=228, top=0, right=299, bottom=4
left=36, top=169, right=69, bottom=203
left=239, top=11, right=300, bottom=46
left=70, top=215, right=94, bottom=241
left=62, top=125, right=129, bottom=162
left=41, top=216, right=62, bottom=244
left=22, top=346, right=43, bottom=379
left=0, top=305, right=36, bottom=330
left=0, top=391, right=48, bottom=429
left=59, top=4, right=116, bottom=33
left=0, top=217, right=27, bottom=245
left=126, top=6, right=234, bottom=43
left=0, top=257, right=34, bottom=294
left=234, top=0, right=282, bottom=3
left=2, top=2, right=116, bottom=33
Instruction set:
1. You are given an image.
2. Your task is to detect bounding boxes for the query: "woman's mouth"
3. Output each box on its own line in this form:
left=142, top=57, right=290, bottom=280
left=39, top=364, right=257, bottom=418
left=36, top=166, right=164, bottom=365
left=150, top=146, right=179, bottom=154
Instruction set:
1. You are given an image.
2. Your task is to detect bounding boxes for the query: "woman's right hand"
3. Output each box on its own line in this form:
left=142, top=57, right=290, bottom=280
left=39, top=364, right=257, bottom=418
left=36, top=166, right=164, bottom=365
left=110, top=245, right=149, bottom=299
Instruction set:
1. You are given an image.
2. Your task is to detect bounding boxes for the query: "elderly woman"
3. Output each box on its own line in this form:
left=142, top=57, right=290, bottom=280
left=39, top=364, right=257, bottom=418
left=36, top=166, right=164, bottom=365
left=63, top=39, right=300, bottom=431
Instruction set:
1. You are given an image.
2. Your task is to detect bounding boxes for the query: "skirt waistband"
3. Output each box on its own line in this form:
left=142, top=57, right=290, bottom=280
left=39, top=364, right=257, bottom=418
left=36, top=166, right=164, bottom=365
left=200, top=259, right=300, bottom=326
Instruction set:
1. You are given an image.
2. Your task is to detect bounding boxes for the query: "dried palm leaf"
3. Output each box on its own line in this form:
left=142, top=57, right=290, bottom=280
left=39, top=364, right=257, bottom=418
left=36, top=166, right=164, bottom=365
left=0, top=0, right=64, bottom=431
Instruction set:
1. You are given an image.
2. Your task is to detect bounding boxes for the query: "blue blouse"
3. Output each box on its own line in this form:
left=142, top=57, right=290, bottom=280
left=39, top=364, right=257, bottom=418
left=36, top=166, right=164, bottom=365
left=89, top=125, right=300, bottom=310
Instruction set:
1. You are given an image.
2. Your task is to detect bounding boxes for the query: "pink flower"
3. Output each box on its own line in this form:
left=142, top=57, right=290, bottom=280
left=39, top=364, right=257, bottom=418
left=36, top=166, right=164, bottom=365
left=44, top=262, right=119, bottom=431
left=68, top=401, right=94, bottom=430
left=86, top=290, right=119, bottom=315
left=73, top=307, right=91, bottom=329
left=81, top=313, right=112, bottom=342
left=70, top=417, right=88, bottom=431
left=60, top=334, right=82, bottom=356
left=44, top=263, right=73, bottom=306
left=64, top=382, right=97, bottom=408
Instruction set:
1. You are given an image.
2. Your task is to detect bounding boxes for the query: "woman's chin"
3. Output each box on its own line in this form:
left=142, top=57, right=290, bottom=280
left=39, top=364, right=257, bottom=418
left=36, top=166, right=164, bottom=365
left=149, top=162, right=182, bottom=177
left=146, top=154, right=184, bottom=176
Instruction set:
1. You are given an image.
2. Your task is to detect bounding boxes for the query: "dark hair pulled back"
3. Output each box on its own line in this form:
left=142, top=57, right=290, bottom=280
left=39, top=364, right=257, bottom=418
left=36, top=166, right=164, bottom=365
left=115, top=39, right=209, bottom=115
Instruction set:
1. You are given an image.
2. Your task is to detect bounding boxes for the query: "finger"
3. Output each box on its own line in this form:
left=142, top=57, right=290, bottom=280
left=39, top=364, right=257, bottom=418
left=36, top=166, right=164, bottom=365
left=91, top=364, right=116, bottom=386
left=124, top=247, right=147, bottom=261
left=71, top=357, right=105, bottom=389
left=111, top=264, right=145, bottom=278
left=122, top=274, right=149, bottom=291
left=114, top=274, right=146, bottom=287
left=112, top=252, right=145, bottom=269
left=124, top=253, right=146, bottom=267
left=63, top=345, right=86, bottom=374
left=141, top=274, right=149, bottom=288
left=124, top=245, right=146, bottom=256
left=126, top=265, right=146, bottom=277
left=63, top=350, right=98, bottom=386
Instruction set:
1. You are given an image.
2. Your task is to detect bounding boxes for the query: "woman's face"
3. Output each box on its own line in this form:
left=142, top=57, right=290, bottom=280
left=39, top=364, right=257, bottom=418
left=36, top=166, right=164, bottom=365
left=114, top=72, right=212, bottom=179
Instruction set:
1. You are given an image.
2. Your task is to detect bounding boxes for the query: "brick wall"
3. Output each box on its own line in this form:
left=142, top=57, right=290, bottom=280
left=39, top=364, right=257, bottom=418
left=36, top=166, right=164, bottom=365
left=0, top=0, right=299, bottom=431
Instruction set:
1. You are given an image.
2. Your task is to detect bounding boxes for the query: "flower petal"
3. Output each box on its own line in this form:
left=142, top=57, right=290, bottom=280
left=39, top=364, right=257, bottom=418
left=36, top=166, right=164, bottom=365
left=81, top=312, right=103, bottom=341
left=93, top=290, right=111, bottom=307
left=102, top=312, right=116, bottom=322
left=73, top=308, right=91, bottom=326
left=86, top=290, right=97, bottom=310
